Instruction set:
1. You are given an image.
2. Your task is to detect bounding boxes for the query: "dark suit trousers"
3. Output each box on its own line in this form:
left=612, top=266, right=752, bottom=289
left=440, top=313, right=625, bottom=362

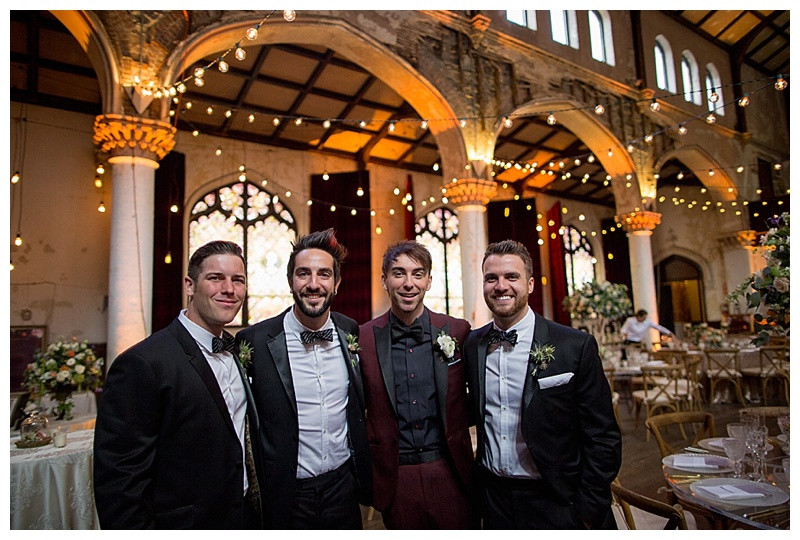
left=290, top=459, right=362, bottom=529
left=382, top=459, right=473, bottom=529
left=479, top=467, right=585, bottom=530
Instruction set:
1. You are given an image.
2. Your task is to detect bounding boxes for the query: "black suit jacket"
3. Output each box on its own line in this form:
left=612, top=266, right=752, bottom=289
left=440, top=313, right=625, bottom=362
left=93, top=318, right=263, bottom=529
left=236, top=308, right=372, bottom=528
left=464, top=314, right=622, bottom=529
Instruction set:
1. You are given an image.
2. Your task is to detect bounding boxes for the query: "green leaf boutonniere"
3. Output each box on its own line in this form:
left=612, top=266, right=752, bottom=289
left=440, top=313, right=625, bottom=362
left=529, top=343, right=555, bottom=377
left=238, top=341, right=254, bottom=370
left=345, top=333, right=361, bottom=368
left=435, top=331, right=458, bottom=363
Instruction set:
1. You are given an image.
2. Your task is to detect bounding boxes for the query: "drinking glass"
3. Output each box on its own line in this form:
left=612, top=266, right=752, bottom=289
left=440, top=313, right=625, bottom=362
left=720, top=438, right=746, bottom=478
left=777, top=415, right=789, bottom=440
left=727, top=422, right=747, bottom=442
left=746, top=425, right=768, bottom=482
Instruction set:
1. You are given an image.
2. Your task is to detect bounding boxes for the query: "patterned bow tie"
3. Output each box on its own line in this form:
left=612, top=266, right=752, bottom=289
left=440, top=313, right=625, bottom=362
left=487, top=328, right=518, bottom=346
left=211, top=335, right=237, bottom=354
left=391, top=320, right=425, bottom=343
left=300, top=328, right=335, bottom=344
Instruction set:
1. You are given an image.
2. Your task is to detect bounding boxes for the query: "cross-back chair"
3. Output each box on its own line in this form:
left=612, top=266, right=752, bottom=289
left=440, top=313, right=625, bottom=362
left=611, top=478, right=690, bottom=530
left=704, top=348, right=746, bottom=406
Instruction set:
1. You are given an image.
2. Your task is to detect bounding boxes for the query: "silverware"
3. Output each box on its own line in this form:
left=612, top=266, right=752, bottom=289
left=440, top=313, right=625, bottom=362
left=684, top=446, right=709, bottom=454
left=743, top=507, right=789, bottom=520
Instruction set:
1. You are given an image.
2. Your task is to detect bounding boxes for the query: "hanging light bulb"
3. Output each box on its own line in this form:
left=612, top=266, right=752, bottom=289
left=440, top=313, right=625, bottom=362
left=607, top=149, right=613, bottom=157
left=194, top=77, right=205, bottom=87
left=503, top=117, right=513, bottom=128
left=94, top=177, right=103, bottom=188
left=649, top=98, right=661, bottom=112
left=218, top=59, right=229, bottom=73
left=356, top=187, right=364, bottom=197
left=677, top=171, right=684, bottom=180
left=432, top=163, right=439, bottom=172
left=170, top=204, right=179, bottom=213
left=248, top=113, right=255, bottom=123
left=98, top=201, right=106, bottom=213
left=420, top=120, right=428, bottom=130
left=10, top=260, right=15, bottom=271
left=330, top=205, right=336, bottom=212
left=644, top=134, right=654, bottom=143
left=627, top=144, right=635, bottom=153
left=594, top=104, right=605, bottom=115
left=225, top=109, right=232, bottom=118
left=11, top=171, right=20, bottom=184
left=164, top=251, right=173, bottom=264
left=192, top=130, right=199, bottom=137
left=709, top=89, right=719, bottom=103
left=322, top=172, right=329, bottom=180
left=185, top=101, right=192, bottom=109
left=14, top=233, right=22, bottom=246
left=246, top=26, right=259, bottom=40
left=738, top=95, right=750, bottom=107
left=206, top=106, right=213, bottom=115
left=215, top=147, right=222, bottom=156
left=273, top=117, right=281, bottom=126
left=393, top=187, right=400, bottom=195
left=322, top=119, right=331, bottom=129
left=774, top=75, right=788, bottom=91
left=678, top=123, right=688, bottom=135
left=283, top=10, right=296, bottom=22
left=546, top=113, right=557, bottom=125
left=706, top=113, right=716, bottom=124
left=177, top=82, right=187, bottom=93
left=459, top=118, right=466, bottom=128
left=375, top=225, right=382, bottom=235
left=193, top=67, right=205, bottom=79
left=736, top=165, right=744, bottom=173
left=388, top=121, right=396, bottom=132
left=235, top=47, right=246, bottom=61
left=295, top=118, right=303, bottom=126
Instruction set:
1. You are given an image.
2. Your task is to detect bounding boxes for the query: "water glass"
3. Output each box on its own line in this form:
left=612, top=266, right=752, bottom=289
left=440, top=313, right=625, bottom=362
left=746, top=425, right=769, bottom=482
left=720, top=438, right=746, bottom=478
left=727, top=422, right=747, bottom=442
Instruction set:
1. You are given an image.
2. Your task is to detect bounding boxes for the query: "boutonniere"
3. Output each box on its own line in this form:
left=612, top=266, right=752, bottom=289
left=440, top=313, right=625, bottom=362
left=345, top=333, right=360, bottom=367
left=529, top=343, right=555, bottom=377
left=238, top=341, right=254, bottom=370
left=435, top=331, right=458, bottom=363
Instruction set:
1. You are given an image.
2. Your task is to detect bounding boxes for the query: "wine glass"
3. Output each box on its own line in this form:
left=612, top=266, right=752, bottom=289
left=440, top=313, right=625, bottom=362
left=727, top=422, right=746, bottom=442
left=777, top=415, right=789, bottom=441
left=720, top=438, right=746, bottom=478
left=746, top=425, right=768, bottom=482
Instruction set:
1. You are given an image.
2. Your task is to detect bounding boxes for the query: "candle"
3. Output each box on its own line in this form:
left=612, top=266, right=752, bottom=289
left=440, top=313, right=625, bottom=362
left=53, top=427, right=67, bottom=448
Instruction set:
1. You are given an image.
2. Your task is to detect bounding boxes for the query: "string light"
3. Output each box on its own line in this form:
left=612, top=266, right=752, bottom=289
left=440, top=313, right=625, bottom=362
left=706, top=113, right=716, bottom=124
left=738, top=95, right=750, bottom=107
left=709, top=89, right=719, bottom=103
left=98, top=201, right=106, bottom=213
left=94, top=177, right=103, bottom=188
left=170, top=204, right=179, bottom=213
left=235, top=47, right=246, bottom=61
left=546, top=113, right=557, bottom=125
left=594, top=104, right=605, bottom=115
left=14, top=233, right=22, bottom=247
left=649, top=98, right=661, bottom=112
left=774, top=75, right=788, bottom=90
left=164, top=252, right=173, bottom=264
left=218, top=60, right=229, bottom=73
left=283, top=10, right=296, bottom=21
left=246, top=26, right=259, bottom=40
left=11, top=171, right=20, bottom=184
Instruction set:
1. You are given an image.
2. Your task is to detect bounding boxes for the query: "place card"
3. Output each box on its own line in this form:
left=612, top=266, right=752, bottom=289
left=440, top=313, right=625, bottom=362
left=698, top=484, right=766, bottom=500
left=673, top=455, right=724, bottom=470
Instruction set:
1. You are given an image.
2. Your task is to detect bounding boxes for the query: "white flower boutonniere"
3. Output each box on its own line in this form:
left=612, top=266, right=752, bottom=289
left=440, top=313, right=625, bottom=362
left=238, top=341, right=254, bottom=370
left=346, top=333, right=361, bottom=368
left=435, top=331, right=458, bottom=363
left=529, top=343, right=555, bottom=377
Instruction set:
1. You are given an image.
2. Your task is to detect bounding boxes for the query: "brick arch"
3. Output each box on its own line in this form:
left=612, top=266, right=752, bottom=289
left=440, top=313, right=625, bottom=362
left=655, top=145, right=736, bottom=201
left=162, top=15, right=469, bottom=183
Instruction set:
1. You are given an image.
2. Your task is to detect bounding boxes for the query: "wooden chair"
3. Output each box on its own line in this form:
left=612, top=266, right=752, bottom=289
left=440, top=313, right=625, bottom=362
left=645, top=410, right=716, bottom=459
left=704, top=348, right=746, bottom=406
left=738, top=406, right=790, bottom=437
left=631, top=364, right=682, bottom=439
left=604, top=365, right=622, bottom=431
left=740, top=346, right=789, bottom=405
left=611, top=478, right=690, bottom=530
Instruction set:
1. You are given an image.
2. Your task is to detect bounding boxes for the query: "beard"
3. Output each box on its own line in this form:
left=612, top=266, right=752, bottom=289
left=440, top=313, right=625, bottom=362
left=293, top=288, right=335, bottom=319
left=485, top=292, right=529, bottom=321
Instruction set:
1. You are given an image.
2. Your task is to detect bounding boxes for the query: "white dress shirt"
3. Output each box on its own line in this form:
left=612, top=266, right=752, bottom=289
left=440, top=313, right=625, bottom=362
left=482, top=306, right=541, bottom=479
left=284, top=308, right=351, bottom=479
left=178, top=310, right=248, bottom=492
left=621, top=316, right=673, bottom=343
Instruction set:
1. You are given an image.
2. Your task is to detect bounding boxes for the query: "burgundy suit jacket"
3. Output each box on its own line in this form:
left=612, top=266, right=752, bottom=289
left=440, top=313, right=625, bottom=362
left=358, top=308, right=473, bottom=511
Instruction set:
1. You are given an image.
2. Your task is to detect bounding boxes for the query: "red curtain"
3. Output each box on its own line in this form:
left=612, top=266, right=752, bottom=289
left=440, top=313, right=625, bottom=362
left=404, top=174, right=415, bottom=240
left=547, top=202, right=571, bottom=326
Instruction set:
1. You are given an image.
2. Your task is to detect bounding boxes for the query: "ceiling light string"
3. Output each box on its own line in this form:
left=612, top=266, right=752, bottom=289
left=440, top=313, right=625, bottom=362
left=11, top=110, right=29, bottom=262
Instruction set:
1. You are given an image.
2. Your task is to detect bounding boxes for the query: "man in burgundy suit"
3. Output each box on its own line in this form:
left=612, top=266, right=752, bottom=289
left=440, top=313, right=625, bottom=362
left=358, top=241, right=475, bottom=529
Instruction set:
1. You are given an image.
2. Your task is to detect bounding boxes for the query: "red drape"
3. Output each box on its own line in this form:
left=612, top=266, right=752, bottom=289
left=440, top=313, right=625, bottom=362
left=404, top=175, right=415, bottom=240
left=547, top=202, right=571, bottom=326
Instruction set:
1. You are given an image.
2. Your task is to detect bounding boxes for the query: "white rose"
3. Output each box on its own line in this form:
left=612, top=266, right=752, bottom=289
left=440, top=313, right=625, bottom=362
left=437, top=335, right=456, bottom=358
left=56, top=370, right=71, bottom=383
left=75, top=364, right=86, bottom=374
left=66, top=358, right=76, bottom=366
left=774, top=276, right=789, bottom=293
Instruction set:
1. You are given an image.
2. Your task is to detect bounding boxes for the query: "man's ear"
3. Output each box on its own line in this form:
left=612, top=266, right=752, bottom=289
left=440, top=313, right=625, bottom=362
left=184, top=276, right=195, bottom=300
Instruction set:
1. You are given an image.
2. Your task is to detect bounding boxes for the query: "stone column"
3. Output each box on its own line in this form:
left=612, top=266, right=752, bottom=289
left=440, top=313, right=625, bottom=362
left=719, top=230, right=759, bottom=315
left=444, top=178, right=497, bottom=327
left=93, top=114, right=176, bottom=364
left=617, top=210, right=662, bottom=345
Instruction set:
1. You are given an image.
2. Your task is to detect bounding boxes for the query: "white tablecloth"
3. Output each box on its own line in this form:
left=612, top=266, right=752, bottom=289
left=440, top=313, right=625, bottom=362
left=39, top=391, right=97, bottom=418
left=10, top=428, right=99, bottom=529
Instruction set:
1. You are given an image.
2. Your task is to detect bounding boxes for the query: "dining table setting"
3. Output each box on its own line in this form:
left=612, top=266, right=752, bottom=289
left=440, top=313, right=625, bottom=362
left=661, top=409, right=790, bottom=529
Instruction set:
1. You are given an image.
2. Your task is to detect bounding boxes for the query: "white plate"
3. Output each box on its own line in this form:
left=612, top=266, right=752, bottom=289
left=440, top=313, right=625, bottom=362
left=690, top=478, right=790, bottom=508
left=662, top=453, right=733, bottom=474
left=698, top=437, right=729, bottom=452
left=776, top=434, right=788, bottom=443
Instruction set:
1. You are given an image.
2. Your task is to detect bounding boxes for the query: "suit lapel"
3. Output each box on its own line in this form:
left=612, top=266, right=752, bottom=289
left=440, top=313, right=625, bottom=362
left=332, top=313, right=365, bottom=409
left=374, top=318, right=397, bottom=414
left=429, top=311, right=450, bottom=429
left=476, top=323, right=492, bottom=416
left=523, top=314, right=551, bottom=410
left=265, top=315, right=297, bottom=409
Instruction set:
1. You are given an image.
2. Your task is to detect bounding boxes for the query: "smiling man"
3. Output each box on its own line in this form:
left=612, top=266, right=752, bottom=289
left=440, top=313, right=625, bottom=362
left=358, top=241, right=474, bottom=529
left=236, top=228, right=372, bottom=529
left=94, top=240, right=263, bottom=529
left=463, top=240, right=621, bottom=529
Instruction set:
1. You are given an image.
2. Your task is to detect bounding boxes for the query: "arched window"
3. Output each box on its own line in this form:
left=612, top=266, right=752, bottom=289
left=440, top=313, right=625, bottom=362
left=507, top=10, right=536, bottom=30
left=563, top=225, right=596, bottom=296
left=654, top=35, right=676, bottom=93
left=705, top=64, right=725, bottom=116
left=680, top=51, right=701, bottom=105
left=188, top=180, right=297, bottom=326
left=550, top=10, right=579, bottom=49
left=589, top=10, right=615, bottom=65
left=415, top=207, right=463, bottom=317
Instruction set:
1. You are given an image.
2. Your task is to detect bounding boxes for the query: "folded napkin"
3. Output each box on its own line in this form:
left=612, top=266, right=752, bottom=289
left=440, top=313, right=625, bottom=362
left=698, top=484, right=766, bottom=500
left=673, top=455, right=726, bottom=470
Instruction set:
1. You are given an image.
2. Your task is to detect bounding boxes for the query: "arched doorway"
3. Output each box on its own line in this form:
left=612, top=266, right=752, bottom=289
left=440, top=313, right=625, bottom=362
left=656, top=255, right=706, bottom=332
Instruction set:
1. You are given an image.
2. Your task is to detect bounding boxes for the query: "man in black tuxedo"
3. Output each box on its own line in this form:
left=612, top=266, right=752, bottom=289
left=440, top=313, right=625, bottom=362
left=93, top=240, right=262, bottom=529
left=236, top=228, right=372, bottom=529
left=463, top=240, right=621, bottom=529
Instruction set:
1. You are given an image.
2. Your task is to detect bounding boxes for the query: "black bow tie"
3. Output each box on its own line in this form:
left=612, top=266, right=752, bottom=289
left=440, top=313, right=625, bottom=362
left=391, top=319, right=425, bottom=343
left=487, top=328, right=518, bottom=346
left=300, top=328, right=334, bottom=344
left=211, top=335, right=236, bottom=354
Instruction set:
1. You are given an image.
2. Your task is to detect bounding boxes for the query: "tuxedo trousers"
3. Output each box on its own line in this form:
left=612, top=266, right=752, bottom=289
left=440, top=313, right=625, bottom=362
left=381, top=458, right=474, bottom=529
left=290, top=459, right=362, bottom=529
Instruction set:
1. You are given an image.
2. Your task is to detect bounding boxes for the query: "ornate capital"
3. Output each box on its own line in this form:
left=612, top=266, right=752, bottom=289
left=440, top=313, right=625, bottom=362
left=616, top=210, right=662, bottom=232
left=93, top=114, right=176, bottom=161
left=443, top=178, right=497, bottom=207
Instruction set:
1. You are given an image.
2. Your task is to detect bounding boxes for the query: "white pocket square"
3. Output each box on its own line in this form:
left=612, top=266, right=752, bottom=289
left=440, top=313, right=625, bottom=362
left=538, top=372, right=574, bottom=389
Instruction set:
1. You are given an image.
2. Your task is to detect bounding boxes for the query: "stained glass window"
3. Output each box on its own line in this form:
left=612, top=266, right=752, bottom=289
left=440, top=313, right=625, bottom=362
left=415, top=207, right=463, bottom=317
left=563, top=225, right=596, bottom=296
left=189, top=181, right=297, bottom=325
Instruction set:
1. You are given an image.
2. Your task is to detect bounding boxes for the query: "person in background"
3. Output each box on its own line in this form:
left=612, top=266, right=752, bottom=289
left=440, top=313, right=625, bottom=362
left=94, top=240, right=262, bottom=529
left=620, top=309, right=674, bottom=346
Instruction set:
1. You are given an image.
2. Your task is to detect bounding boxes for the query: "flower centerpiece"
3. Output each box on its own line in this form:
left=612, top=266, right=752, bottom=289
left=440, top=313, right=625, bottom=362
left=23, top=338, right=104, bottom=419
left=684, top=322, right=727, bottom=349
left=727, top=212, right=790, bottom=346
left=562, top=280, right=633, bottom=343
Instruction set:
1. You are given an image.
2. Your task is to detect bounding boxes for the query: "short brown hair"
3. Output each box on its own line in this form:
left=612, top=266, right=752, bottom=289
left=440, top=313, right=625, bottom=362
left=287, top=228, right=348, bottom=282
left=483, top=240, right=534, bottom=279
left=381, top=241, right=432, bottom=276
left=188, top=241, right=245, bottom=281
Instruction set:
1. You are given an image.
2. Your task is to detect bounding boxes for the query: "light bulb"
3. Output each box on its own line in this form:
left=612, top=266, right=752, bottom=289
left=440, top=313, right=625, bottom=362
left=273, top=117, right=280, bottom=126
left=459, top=119, right=466, bottom=128
left=322, top=172, right=329, bottom=180
left=170, top=204, right=179, bottom=213
left=351, top=209, right=357, bottom=216
left=14, top=234, right=22, bottom=246
left=393, top=187, right=400, bottom=195
left=215, top=147, right=222, bottom=156
left=98, top=202, right=106, bottom=213
left=709, top=90, right=719, bottom=103
left=218, top=60, right=229, bottom=73
left=185, top=101, right=192, bottom=109
left=678, top=124, right=688, bottom=135
left=359, top=120, right=367, bottom=128
left=649, top=99, right=661, bottom=112
left=194, top=77, right=205, bottom=87
left=194, top=67, right=205, bottom=79
left=594, top=104, right=605, bottom=115
left=283, top=10, right=296, bottom=22
left=164, top=252, right=172, bottom=264
left=10, top=260, right=14, bottom=271
left=246, top=27, right=259, bottom=40
left=375, top=225, right=382, bottom=235
left=192, top=130, right=199, bottom=137
left=96, top=164, right=105, bottom=174
left=546, top=113, right=556, bottom=125
left=248, top=114, right=255, bottom=123
left=206, top=106, right=213, bottom=115
left=330, top=205, right=336, bottom=212
left=235, top=47, right=246, bottom=61
left=11, top=172, right=20, bottom=184
left=323, top=119, right=331, bottom=129
left=356, top=187, right=364, bottom=197
left=295, top=118, right=303, bottom=126
left=645, top=134, right=654, bottom=143
left=225, top=110, right=232, bottom=118
left=503, top=117, right=513, bottom=128
left=177, top=82, right=187, bottom=93
left=94, top=177, right=103, bottom=188
left=774, top=76, right=787, bottom=91
left=388, top=122, right=396, bottom=132
left=738, top=95, right=750, bottom=107
left=420, top=120, right=428, bottom=130
left=706, top=113, right=716, bottom=124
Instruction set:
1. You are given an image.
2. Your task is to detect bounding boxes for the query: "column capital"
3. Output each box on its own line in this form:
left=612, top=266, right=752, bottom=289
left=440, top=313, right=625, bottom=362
left=616, top=210, right=662, bottom=232
left=443, top=178, right=497, bottom=208
left=93, top=114, right=176, bottom=161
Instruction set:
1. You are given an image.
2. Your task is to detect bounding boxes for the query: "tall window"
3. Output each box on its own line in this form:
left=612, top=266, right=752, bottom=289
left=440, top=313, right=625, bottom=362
left=416, top=207, right=463, bottom=317
left=563, top=225, right=596, bottom=296
left=507, top=10, right=536, bottom=30
left=680, top=51, right=701, bottom=104
left=654, top=35, right=676, bottom=92
left=188, top=180, right=297, bottom=326
left=550, top=10, right=579, bottom=49
left=705, top=64, right=725, bottom=115
left=589, top=10, right=615, bottom=65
